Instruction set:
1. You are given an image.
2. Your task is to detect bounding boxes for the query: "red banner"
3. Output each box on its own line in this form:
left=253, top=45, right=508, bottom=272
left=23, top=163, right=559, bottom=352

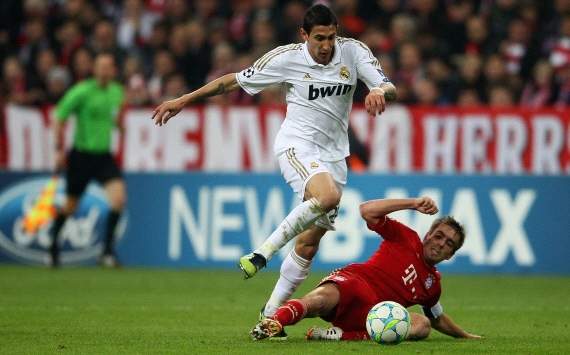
left=2, top=104, right=569, bottom=174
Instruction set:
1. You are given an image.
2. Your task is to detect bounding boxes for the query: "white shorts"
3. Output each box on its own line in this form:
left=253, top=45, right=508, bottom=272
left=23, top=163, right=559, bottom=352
left=277, top=146, right=348, bottom=230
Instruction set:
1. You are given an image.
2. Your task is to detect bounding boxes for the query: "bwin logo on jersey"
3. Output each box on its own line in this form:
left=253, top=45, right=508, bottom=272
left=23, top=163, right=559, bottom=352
left=0, top=177, right=126, bottom=265
left=308, top=84, right=353, bottom=100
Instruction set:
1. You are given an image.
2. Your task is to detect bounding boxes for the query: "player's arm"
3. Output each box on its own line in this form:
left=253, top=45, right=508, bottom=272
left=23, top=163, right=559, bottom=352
left=430, top=313, right=482, bottom=339
left=359, top=196, right=438, bottom=226
left=352, top=41, right=397, bottom=116
left=53, top=84, right=83, bottom=171
left=152, top=73, right=239, bottom=126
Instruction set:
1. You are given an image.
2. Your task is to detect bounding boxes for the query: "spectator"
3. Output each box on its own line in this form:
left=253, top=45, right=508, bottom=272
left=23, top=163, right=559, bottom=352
left=1, top=0, right=569, bottom=109
left=123, top=54, right=149, bottom=107
left=117, top=0, right=159, bottom=50
left=206, top=42, right=239, bottom=105
left=45, top=66, right=71, bottom=104
left=28, top=47, right=57, bottom=104
left=426, top=57, right=457, bottom=103
left=395, top=42, right=424, bottom=103
left=483, top=54, right=510, bottom=91
left=89, top=20, right=126, bottom=66
left=70, top=47, right=93, bottom=82
left=2, top=56, right=32, bottom=105
left=413, top=78, right=442, bottom=106
left=161, top=73, right=187, bottom=102
left=520, top=60, right=558, bottom=107
left=334, top=0, right=366, bottom=38
left=457, top=88, right=483, bottom=107
left=139, top=20, right=168, bottom=76
left=19, top=17, right=50, bottom=74
left=464, top=16, right=494, bottom=56
left=54, top=20, right=84, bottom=66
left=456, top=53, right=486, bottom=100
left=185, top=20, right=211, bottom=91
left=163, top=0, right=189, bottom=27
left=500, top=18, right=531, bottom=76
left=488, top=85, right=515, bottom=107
left=148, top=50, right=176, bottom=104
left=249, top=19, right=278, bottom=59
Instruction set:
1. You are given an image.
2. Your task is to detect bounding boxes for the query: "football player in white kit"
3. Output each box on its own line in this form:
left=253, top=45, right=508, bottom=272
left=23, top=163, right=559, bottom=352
left=152, top=4, right=396, bottom=339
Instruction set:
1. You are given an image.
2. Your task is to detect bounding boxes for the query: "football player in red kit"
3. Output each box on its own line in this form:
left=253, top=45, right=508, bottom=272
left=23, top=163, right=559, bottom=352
left=250, top=196, right=482, bottom=341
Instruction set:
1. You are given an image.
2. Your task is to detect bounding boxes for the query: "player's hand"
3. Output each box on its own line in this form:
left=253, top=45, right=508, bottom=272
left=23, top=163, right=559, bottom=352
left=152, top=98, right=184, bottom=126
left=365, top=87, right=387, bottom=116
left=464, top=333, right=483, bottom=339
left=54, top=149, right=66, bottom=172
left=414, top=196, right=438, bottom=215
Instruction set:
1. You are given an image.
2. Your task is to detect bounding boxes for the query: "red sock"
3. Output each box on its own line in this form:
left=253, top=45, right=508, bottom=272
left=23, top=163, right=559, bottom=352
left=272, top=299, right=307, bottom=326
left=341, top=330, right=370, bottom=341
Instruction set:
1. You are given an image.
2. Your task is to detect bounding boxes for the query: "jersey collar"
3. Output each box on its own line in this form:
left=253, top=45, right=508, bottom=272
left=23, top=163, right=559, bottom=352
left=302, top=40, right=342, bottom=68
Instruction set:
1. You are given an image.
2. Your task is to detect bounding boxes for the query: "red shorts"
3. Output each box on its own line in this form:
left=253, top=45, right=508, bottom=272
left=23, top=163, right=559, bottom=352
left=318, top=268, right=377, bottom=331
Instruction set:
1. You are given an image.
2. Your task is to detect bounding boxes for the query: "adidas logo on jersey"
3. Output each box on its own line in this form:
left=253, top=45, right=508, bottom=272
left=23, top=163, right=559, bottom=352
left=308, top=84, right=353, bottom=100
left=303, top=73, right=312, bottom=80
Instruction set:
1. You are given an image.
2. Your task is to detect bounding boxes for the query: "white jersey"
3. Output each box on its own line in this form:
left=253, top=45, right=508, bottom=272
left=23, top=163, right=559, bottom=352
left=236, top=37, right=391, bottom=161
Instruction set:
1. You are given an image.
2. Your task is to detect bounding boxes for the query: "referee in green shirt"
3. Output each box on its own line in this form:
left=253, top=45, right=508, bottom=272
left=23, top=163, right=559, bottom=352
left=50, top=52, right=126, bottom=268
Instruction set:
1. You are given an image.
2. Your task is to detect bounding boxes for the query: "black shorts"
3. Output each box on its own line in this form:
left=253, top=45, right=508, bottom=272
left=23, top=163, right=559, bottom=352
left=66, top=149, right=122, bottom=197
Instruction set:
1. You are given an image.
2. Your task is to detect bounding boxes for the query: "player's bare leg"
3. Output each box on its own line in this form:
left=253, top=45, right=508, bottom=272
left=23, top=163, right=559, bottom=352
left=240, top=172, right=340, bottom=278
left=407, top=313, right=431, bottom=340
left=306, top=311, right=432, bottom=341
left=252, top=284, right=339, bottom=341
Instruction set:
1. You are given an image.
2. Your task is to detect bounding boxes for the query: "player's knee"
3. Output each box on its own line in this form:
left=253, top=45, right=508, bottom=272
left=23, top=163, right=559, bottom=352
left=108, top=190, right=127, bottom=210
left=409, top=314, right=431, bottom=340
left=295, top=242, right=319, bottom=260
left=109, top=195, right=126, bottom=211
left=317, top=191, right=341, bottom=212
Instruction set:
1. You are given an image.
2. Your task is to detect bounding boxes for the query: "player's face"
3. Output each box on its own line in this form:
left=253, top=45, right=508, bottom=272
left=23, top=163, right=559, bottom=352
left=422, top=223, right=460, bottom=265
left=93, top=55, right=116, bottom=86
left=301, top=25, right=337, bottom=65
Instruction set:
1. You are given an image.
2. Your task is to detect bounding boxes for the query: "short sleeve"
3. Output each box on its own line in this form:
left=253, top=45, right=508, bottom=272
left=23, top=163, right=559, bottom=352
left=54, top=83, right=84, bottom=122
left=367, top=216, right=419, bottom=244
left=350, top=41, right=391, bottom=89
left=422, top=301, right=444, bottom=319
left=236, top=47, right=285, bottom=95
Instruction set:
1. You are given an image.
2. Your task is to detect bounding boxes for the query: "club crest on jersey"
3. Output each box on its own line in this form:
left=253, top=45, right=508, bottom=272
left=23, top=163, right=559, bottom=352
left=308, top=84, right=353, bottom=100
left=425, top=274, right=434, bottom=289
left=339, top=66, right=350, bottom=80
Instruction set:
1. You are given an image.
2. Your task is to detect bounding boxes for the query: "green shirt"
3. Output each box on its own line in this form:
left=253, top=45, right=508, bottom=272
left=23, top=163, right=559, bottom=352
left=55, top=79, right=124, bottom=153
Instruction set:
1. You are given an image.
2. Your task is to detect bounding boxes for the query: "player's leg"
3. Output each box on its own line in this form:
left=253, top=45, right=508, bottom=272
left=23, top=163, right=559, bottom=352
left=50, top=195, right=79, bottom=267
left=96, top=151, right=126, bottom=267
left=49, top=149, right=87, bottom=267
left=252, top=172, right=339, bottom=260
left=262, top=225, right=326, bottom=318
left=251, top=283, right=340, bottom=340
left=307, top=311, right=433, bottom=341
left=101, top=178, right=126, bottom=267
left=407, top=312, right=431, bottom=340
left=239, top=148, right=342, bottom=278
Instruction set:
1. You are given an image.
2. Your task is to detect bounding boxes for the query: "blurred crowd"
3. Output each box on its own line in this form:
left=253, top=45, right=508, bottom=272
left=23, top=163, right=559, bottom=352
left=2, top=0, right=570, bottom=108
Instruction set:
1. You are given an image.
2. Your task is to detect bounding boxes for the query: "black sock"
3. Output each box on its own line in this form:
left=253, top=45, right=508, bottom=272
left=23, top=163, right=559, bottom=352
left=50, top=213, right=67, bottom=263
left=104, top=211, right=121, bottom=255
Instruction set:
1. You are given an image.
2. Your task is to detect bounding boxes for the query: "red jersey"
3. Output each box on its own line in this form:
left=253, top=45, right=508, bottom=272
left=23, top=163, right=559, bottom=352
left=342, top=217, right=441, bottom=309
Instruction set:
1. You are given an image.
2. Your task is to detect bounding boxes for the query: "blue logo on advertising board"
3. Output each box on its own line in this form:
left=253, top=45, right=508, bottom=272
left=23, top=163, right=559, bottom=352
left=0, top=177, right=126, bottom=265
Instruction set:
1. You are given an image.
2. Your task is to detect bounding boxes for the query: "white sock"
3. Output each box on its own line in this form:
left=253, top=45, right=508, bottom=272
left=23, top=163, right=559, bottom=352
left=254, top=197, right=324, bottom=261
left=263, top=250, right=312, bottom=317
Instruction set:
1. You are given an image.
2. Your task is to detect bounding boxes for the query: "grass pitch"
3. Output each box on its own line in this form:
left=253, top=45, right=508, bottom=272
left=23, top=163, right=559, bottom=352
left=1, top=266, right=569, bottom=354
